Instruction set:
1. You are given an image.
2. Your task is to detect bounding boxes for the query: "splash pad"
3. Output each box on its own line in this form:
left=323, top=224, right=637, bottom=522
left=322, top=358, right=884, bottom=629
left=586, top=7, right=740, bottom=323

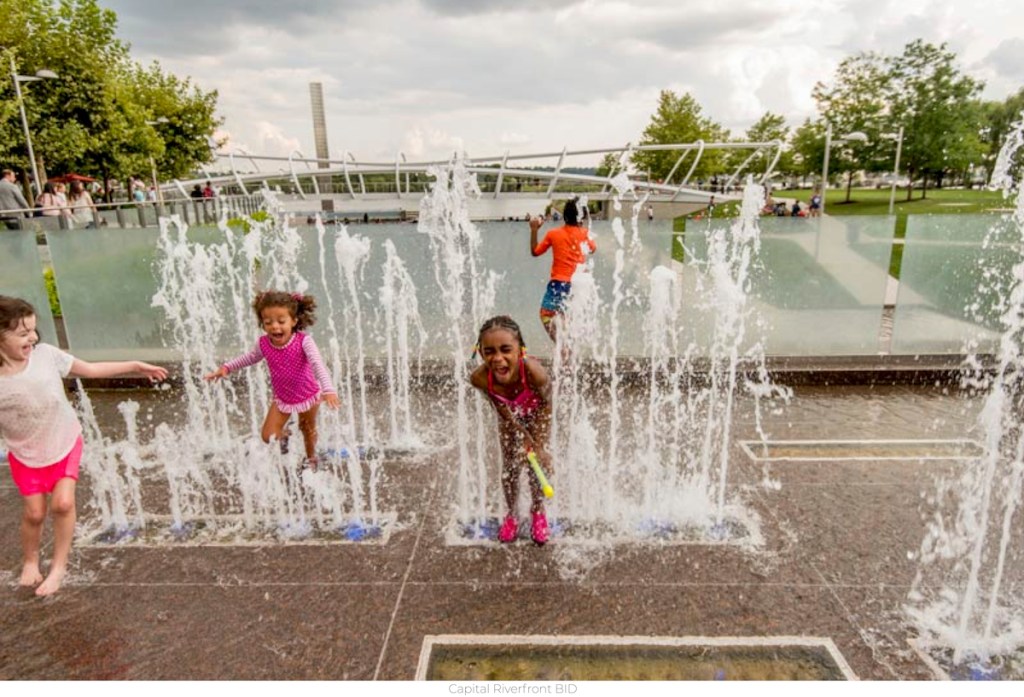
left=76, top=158, right=785, bottom=558
left=18, top=144, right=1020, bottom=679
left=904, top=120, right=1024, bottom=677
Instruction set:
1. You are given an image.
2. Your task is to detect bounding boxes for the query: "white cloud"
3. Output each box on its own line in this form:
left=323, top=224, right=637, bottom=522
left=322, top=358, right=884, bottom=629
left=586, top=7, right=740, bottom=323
left=499, top=132, right=532, bottom=148
left=983, top=38, right=1024, bottom=81
left=104, top=0, right=1024, bottom=162
left=401, top=126, right=465, bottom=160
left=251, top=122, right=302, bottom=159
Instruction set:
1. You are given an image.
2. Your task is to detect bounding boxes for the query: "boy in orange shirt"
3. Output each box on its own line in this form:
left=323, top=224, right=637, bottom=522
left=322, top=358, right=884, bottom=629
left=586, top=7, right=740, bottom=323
left=529, top=198, right=596, bottom=342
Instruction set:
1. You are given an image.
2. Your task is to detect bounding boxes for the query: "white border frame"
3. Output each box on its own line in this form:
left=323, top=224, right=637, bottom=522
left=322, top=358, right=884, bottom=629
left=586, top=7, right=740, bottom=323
left=443, top=504, right=764, bottom=549
left=908, top=638, right=952, bottom=680
left=76, top=511, right=397, bottom=548
left=416, top=634, right=858, bottom=681
left=739, top=438, right=983, bottom=463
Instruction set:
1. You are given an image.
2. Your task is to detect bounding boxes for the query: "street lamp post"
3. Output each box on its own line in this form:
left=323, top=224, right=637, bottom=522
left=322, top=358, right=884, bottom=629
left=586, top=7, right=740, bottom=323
left=145, top=117, right=169, bottom=204
left=820, top=122, right=868, bottom=216
left=10, top=55, right=58, bottom=197
left=883, top=126, right=904, bottom=216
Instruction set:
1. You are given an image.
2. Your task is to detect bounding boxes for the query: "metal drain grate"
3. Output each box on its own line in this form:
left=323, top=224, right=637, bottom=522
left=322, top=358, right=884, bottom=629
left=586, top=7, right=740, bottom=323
left=417, top=635, right=857, bottom=680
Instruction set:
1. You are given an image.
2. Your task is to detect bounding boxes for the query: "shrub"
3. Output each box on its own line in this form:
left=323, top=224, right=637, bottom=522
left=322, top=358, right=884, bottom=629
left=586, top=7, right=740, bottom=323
left=43, top=267, right=62, bottom=317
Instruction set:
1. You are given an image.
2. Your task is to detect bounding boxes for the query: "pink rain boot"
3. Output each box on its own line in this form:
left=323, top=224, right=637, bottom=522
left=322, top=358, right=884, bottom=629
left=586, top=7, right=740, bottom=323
left=531, top=512, right=549, bottom=545
left=498, top=515, right=518, bottom=543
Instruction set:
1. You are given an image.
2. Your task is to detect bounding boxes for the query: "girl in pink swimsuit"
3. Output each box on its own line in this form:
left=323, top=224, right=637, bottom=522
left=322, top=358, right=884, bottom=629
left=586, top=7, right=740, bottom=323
left=470, top=315, right=554, bottom=545
left=206, top=290, right=340, bottom=466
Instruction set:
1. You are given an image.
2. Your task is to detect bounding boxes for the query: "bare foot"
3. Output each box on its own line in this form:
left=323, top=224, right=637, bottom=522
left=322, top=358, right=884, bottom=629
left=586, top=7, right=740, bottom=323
left=35, top=568, right=66, bottom=596
left=19, top=563, right=43, bottom=587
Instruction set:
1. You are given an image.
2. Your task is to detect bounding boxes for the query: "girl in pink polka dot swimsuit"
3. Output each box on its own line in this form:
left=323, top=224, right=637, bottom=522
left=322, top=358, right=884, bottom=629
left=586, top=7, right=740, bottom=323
left=205, top=290, right=339, bottom=466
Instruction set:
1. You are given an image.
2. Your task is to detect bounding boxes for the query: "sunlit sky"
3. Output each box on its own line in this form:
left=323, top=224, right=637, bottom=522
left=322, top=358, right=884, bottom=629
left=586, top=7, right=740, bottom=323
left=105, top=0, right=1024, bottom=165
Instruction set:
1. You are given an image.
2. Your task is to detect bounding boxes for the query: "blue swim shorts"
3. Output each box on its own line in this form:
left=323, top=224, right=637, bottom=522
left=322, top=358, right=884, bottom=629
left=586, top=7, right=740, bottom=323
left=540, top=280, right=572, bottom=314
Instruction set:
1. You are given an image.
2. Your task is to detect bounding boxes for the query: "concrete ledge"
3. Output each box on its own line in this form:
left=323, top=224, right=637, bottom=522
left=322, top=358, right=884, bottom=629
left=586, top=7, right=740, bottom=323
left=65, top=353, right=989, bottom=390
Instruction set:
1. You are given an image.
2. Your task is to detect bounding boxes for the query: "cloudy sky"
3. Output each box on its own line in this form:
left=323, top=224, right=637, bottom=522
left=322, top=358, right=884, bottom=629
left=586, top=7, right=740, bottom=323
left=105, top=0, right=1024, bottom=166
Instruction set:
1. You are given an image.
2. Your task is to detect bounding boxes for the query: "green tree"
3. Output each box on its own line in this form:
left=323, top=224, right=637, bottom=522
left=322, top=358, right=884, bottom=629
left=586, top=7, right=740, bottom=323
left=124, top=62, right=222, bottom=180
left=0, top=0, right=219, bottom=197
left=885, top=40, right=984, bottom=199
left=979, top=88, right=1024, bottom=184
left=744, top=112, right=790, bottom=180
left=0, top=0, right=127, bottom=185
left=789, top=118, right=826, bottom=184
left=812, top=52, right=890, bottom=202
left=595, top=151, right=624, bottom=178
left=633, top=90, right=728, bottom=184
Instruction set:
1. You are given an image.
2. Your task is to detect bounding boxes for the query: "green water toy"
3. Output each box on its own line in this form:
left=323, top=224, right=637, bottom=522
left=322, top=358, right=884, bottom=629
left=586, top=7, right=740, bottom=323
left=527, top=451, right=554, bottom=498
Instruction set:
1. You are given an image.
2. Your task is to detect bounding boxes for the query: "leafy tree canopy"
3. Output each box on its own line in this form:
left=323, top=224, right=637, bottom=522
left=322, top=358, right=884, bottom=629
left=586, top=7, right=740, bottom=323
left=979, top=87, right=1024, bottom=182
left=633, top=90, right=729, bottom=184
left=0, top=0, right=220, bottom=190
left=800, top=40, right=985, bottom=198
left=744, top=112, right=790, bottom=178
left=886, top=40, right=984, bottom=193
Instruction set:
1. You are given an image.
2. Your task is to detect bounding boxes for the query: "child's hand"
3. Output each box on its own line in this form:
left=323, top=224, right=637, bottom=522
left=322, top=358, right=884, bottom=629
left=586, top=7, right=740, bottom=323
left=323, top=392, right=341, bottom=409
left=137, top=362, right=169, bottom=382
left=529, top=215, right=544, bottom=233
left=204, top=366, right=227, bottom=381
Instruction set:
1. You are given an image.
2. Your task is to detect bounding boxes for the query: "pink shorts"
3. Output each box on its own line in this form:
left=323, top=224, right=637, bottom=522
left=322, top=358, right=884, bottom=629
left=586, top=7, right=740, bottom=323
left=7, top=436, right=83, bottom=496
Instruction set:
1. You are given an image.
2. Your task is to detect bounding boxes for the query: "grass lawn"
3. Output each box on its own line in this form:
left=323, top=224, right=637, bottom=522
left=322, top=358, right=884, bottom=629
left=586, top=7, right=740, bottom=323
left=678, top=186, right=1011, bottom=279
left=779, top=186, right=1007, bottom=215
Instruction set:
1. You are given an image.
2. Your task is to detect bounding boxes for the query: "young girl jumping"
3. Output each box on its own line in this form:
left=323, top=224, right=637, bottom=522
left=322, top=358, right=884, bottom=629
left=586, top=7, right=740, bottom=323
left=205, top=290, right=339, bottom=465
left=0, top=296, right=167, bottom=596
left=470, top=315, right=554, bottom=545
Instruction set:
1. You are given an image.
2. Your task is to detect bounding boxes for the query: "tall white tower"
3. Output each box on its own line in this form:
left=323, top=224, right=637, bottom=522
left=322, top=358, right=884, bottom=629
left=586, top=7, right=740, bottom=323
left=309, top=82, right=333, bottom=211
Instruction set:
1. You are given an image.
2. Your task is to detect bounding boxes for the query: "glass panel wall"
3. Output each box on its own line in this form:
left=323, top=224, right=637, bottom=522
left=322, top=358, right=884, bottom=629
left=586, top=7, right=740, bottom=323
left=43, top=217, right=679, bottom=361
left=294, top=218, right=677, bottom=359
left=45, top=227, right=167, bottom=361
left=680, top=216, right=894, bottom=355
left=63, top=208, right=1024, bottom=363
left=890, top=213, right=1013, bottom=354
left=0, top=230, right=58, bottom=344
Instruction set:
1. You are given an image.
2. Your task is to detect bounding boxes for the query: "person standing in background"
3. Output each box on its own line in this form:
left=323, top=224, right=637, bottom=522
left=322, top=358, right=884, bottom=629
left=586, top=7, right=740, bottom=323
left=0, top=169, right=30, bottom=229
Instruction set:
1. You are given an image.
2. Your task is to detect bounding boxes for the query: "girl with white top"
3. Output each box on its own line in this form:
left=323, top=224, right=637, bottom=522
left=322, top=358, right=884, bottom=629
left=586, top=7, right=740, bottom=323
left=0, top=296, right=167, bottom=596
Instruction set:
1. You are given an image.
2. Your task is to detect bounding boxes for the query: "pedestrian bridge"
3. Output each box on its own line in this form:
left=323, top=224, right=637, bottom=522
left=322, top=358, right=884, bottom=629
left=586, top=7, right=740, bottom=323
left=169, top=140, right=783, bottom=220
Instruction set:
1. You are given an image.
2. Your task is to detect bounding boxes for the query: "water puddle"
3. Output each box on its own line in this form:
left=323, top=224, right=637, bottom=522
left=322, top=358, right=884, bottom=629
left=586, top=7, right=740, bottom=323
left=912, top=640, right=1024, bottom=680
left=79, top=512, right=396, bottom=547
left=447, top=513, right=754, bottom=547
left=741, top=439, right=983, bottom=461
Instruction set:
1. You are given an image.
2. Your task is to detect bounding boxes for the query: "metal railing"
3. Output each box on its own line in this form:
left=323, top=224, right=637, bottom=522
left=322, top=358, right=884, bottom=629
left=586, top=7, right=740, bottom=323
left=1, top=193, right=263, bottom=231
left=168, top=140, right=784, bottom=202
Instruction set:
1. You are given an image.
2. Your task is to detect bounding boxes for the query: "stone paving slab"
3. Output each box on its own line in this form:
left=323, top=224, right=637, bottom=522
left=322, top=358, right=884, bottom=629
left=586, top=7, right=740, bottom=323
left=0, top=383, right=1002, bottom=680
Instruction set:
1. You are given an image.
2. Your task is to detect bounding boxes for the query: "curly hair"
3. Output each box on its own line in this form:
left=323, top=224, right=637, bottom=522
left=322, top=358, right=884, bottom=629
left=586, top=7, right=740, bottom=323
left=477, top=315, right=525, bottom=351
left=252, top=290, right=317, bottom=331
left=0, top=296, right=37, bottom=365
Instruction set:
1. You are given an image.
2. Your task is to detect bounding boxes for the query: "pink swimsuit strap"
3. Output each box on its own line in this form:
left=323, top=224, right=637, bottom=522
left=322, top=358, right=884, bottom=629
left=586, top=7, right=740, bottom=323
left=487, top=358, right=543, bottom=418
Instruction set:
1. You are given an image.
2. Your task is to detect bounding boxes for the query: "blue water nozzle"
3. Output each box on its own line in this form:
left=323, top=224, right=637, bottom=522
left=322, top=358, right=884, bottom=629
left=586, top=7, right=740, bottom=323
left=343, top=520, right=381, bottom=541
left=708, top=522, right=730, bottom=541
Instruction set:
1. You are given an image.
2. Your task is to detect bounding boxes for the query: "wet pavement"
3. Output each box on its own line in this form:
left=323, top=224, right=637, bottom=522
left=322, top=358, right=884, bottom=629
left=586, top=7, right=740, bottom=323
left=0, top=381, right=998, bottom=680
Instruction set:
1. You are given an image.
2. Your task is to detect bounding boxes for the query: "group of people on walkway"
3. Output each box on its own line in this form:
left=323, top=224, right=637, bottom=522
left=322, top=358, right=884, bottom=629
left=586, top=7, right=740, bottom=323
left=0, top=169, right=98, bottom=228
left=33, top=181, right=99, bottom=227
left=0, top=168, right=168, bottom=229
left=763, top=190, right=822, bottom=218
